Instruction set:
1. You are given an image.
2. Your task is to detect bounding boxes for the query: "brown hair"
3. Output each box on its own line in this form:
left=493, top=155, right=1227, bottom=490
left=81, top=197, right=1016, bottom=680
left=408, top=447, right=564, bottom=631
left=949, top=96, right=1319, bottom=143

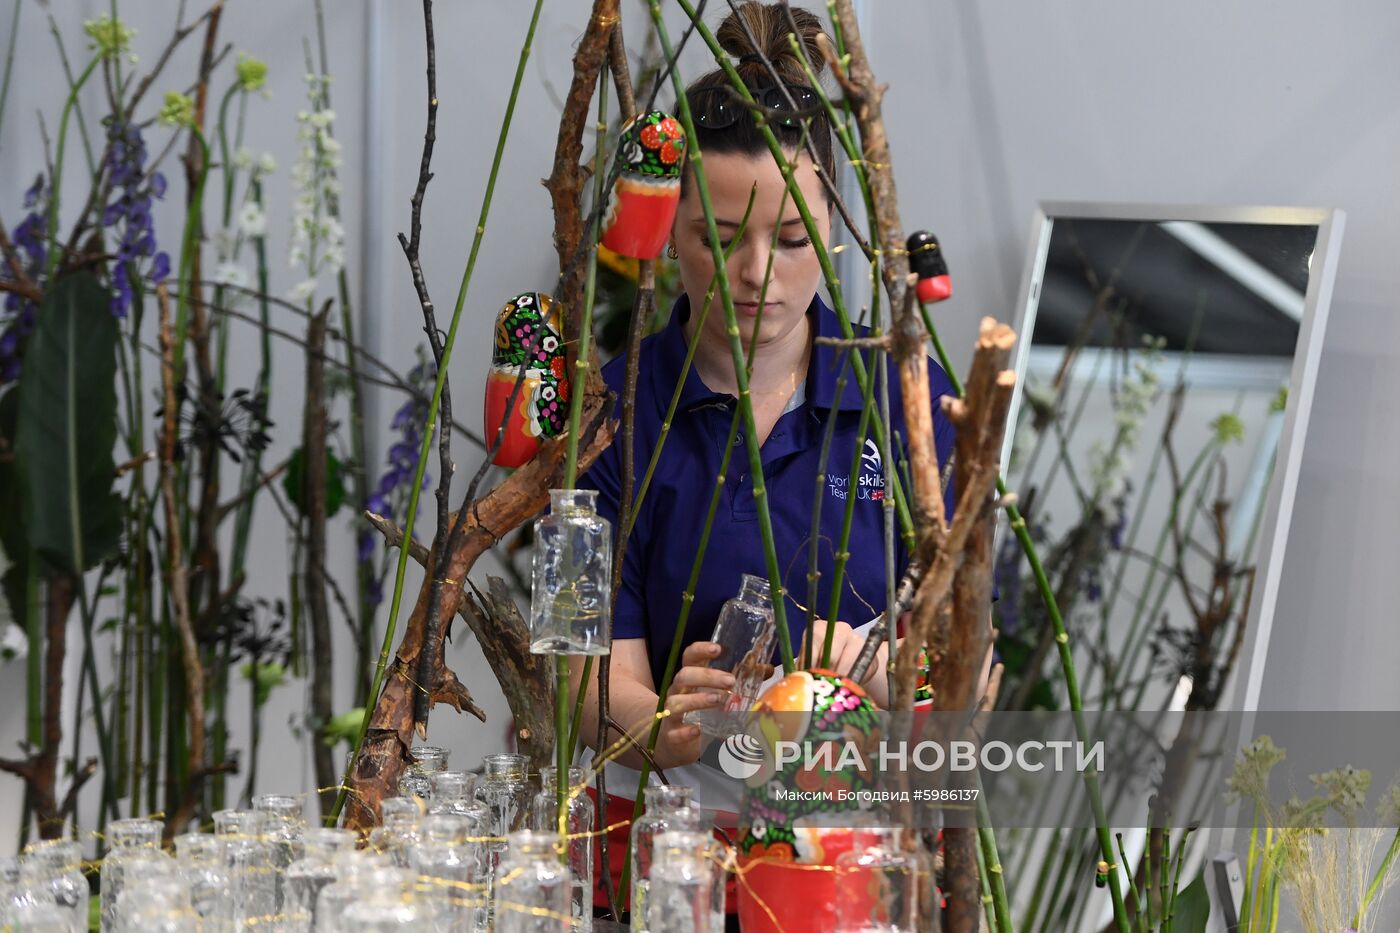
left=681, top=2, right=835, bottom=202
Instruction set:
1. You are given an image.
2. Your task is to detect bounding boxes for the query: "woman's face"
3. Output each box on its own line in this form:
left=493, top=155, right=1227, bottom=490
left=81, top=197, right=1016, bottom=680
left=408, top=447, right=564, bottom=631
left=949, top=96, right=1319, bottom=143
left=670, top=149, right=831, bottom=355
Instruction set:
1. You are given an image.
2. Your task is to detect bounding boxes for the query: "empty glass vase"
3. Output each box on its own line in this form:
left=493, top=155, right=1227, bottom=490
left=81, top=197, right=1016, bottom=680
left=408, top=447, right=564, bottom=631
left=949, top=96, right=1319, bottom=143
left=529, top=489, right=612, bottom=655
left=493, top=831, right=570, bottom=933
left=530, top=766, right=593, bottom=931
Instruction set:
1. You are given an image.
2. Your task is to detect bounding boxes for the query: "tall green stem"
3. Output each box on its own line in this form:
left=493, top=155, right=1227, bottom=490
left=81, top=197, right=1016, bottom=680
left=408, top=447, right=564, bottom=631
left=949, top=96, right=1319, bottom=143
left=44, top=55, right=102, bottom=280
left=330, top=0, right=545, bottom=824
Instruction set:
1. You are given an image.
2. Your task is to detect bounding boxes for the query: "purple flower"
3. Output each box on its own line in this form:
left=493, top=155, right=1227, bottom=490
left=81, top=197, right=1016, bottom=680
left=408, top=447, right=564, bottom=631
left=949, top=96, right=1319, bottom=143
left=361, top=356, right=437, bottom=606
left=0, top=178, right=48, bottom=385
left=100, top=120, right=165, bottom=318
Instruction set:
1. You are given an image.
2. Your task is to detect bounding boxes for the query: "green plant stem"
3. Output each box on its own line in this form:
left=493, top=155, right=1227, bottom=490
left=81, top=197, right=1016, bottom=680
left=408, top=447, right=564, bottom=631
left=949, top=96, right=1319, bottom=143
left=45, top=55, right=102, bottom=280
left=672, top=0, right=915, bottom=552
left=822, top=349, right=877, bottom=660
left=0, top=0, right=21, bottom=146
left=557, top=63, right=610, bottom=832
left=651, top=0, right=796, bottom=673
left=917, top=285, right=1131, bottom=927
left=978, top=789, right=1014, bottom=933
left=329, top=0, right=545, bottom=825
left=1352, top=826, right=1400, bottom=927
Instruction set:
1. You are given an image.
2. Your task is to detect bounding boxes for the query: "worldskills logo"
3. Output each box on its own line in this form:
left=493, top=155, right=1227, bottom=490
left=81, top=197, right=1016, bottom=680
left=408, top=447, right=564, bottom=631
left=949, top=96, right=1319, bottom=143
left=826, top=439, right=886, bottom=503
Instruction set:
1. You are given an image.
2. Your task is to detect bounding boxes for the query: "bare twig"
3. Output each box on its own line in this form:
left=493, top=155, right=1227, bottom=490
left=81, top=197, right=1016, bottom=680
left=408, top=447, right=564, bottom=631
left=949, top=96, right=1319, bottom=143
left=302, top=304, right=337, bottom=815
left=157, top=283, right=207, bottom=839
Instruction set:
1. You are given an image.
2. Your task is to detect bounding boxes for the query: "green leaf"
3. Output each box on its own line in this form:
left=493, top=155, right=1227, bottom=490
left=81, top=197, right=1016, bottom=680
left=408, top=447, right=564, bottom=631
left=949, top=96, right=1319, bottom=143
left=282, top=445, right=347, bottom=519
left=14, top=271, right=122, bottom=574
left=241, top=659, right=287, bottom=706
left=1169, top=872, right=1211, bottom=933
left=323, top=707, right=365, bottom=746
left=0, top=388, right=30, bottom=623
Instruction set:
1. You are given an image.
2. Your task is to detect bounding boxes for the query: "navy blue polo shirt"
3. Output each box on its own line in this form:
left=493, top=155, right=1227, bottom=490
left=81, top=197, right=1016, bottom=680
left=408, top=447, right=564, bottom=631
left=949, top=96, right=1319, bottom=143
left=580, top=293, right=958, bottom=691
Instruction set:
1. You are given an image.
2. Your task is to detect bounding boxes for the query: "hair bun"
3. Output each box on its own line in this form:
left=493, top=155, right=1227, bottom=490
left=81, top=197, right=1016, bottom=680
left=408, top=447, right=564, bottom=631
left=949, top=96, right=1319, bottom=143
left=715, top=1, right=828, bottom=84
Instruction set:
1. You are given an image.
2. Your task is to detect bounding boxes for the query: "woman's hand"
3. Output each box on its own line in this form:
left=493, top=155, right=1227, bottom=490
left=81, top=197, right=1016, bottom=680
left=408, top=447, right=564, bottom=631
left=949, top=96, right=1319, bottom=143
left=651, top=641, right=736, bottom=769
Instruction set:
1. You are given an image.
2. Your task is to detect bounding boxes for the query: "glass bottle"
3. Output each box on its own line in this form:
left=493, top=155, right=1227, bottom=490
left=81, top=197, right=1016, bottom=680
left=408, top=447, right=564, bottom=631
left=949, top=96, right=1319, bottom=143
left=339, top=866, right=423, bottom=931
left=369, top=796, right=422, bottom=868
left=283, top=827, right=357, bottom=932
left=494, top=831, right=570, bottom=933
left=122, top=873, right=198, bottom=933
left=530, top=767, right=593, bottom=931
left=100, top=818, right=164, bottom=931
left=629, top=786, right=702, bottom=932
left=20, top=839, right=87, bottom=929
left=397, top=745, right=450, bottom=804
left=834, top=827, right=921, bottom=933
left=6, top=902, right=79, bottom=932
left=645, top=831, right=722, bottom=933
left=413, top=814, right=486, bottom=932
left=474, top=754, right=531, bottom=927
left=213, top=808, right=277, bottom=928
left=315, top=852, right=391, bottom=933
left=174, top=832, right=231, bottom=929
left=685, top=574, right=777, bottom=736
left=427, top=770, right=477, bottom=816
left=113, top=855, right=187, bottom=933
left=530, top=489, right=612, bottom=655
left=254, top=793, right=307, bottom=920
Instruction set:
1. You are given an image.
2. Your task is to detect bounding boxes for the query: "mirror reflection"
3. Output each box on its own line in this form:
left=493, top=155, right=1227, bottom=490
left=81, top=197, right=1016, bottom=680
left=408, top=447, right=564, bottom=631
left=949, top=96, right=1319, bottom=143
left=996, top=212, right=1319, bottom=716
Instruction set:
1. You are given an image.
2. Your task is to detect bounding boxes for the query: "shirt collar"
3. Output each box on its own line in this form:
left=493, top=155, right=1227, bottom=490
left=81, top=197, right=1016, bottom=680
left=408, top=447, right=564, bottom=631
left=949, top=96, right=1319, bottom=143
left=652, top=292, right=870, bottom=414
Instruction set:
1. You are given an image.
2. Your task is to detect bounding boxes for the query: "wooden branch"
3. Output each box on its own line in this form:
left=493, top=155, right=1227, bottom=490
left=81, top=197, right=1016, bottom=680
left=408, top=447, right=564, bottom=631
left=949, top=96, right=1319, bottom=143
left=547, top=0, right=619, bottom=341
left=157, top=283, right=207, bottom=839
left=343, top=387, right=616, bottom=831
left=303, top=305, right=337, bottom=816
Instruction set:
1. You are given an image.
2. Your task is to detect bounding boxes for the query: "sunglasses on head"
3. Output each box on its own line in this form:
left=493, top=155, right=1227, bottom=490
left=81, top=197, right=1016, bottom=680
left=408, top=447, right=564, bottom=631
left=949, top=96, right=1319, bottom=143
left=689, top=83, right=821, bottom=131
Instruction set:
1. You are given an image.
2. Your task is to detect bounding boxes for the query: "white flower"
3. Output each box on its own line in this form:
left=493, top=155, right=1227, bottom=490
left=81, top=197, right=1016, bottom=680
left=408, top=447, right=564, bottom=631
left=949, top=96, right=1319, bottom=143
left=234, top=146, right=256, bottom=172
left=0, top=624, right=27, bottom=662
left=288, top=277, right=318, bottom=305
left=238, top=201, right=267, bottom=238
left=258, top=152, right=278, bottom=175
left=214, top=262, right=250, bottom=289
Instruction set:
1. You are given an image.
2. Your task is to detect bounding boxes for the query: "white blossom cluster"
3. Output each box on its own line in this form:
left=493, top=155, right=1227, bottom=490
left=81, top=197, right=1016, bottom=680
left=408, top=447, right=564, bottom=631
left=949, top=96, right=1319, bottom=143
left=288, top=73, right=345, bottom=305
left=1086, top=335, right=1166, bottom=502
left=212, top=147, right=278, bottom=293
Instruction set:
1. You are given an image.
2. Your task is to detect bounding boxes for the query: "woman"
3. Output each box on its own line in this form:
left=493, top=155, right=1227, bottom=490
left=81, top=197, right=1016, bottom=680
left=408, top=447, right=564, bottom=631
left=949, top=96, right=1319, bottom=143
left=574, top=0, right=958, bottom=916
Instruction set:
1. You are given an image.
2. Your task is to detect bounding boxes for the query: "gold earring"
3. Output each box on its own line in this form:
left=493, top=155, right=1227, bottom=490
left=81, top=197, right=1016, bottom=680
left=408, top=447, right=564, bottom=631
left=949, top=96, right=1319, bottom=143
left=667, top=243, right=679, bottom=260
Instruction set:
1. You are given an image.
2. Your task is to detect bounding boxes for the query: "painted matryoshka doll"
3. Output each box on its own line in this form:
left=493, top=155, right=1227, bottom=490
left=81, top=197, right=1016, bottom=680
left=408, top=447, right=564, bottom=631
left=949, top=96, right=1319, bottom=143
left=601, top=111, right=687, bottom=260
left=484, top=291, right=569, bottom=468
left=907, top=229, right=952, bottom=304
left=735, top=668, right=884, bottom=933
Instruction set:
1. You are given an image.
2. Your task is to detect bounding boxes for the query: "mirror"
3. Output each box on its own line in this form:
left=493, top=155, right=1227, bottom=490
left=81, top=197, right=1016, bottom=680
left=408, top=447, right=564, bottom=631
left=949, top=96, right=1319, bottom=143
left=996, top=203, right=1344, bottom=717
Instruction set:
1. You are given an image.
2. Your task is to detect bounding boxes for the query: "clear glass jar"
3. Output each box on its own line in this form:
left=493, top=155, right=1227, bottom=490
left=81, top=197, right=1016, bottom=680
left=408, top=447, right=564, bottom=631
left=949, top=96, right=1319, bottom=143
left=834, top=827, right=921, bottom=933
left=413, top=814, right=487, bottom=933
left=629, top=786, right=703, bottom=932
left=100, top=818, right=164, bottom=930
left=283, top=827, right=357, bottom=932
left=254, top=793, right=306, bottom=920
left=315, top=852, right=391, bottom=933
left=494, top=831, right=570, bottom=933
left=113, top=855, right=186, bottom=933
left=6, top=901, right=79, bottom=932
left=397, top=745, right=451, bottom=803
left=427, top=770, right=477, bottom=816
left=474, top=754, right=531, bottom=927
left=174, top=832, right=231, bottom=929
left=530, top=489, right=612, bottom=655
left=685, top=574, right=777, bottom=736
left=20, top=839, right=87, bottom=929
left=645, top=830, right=722, bottom=933
left=340, top=866, right=423, bottom=931
left=122, top=873, right=197, bottom=933
left=213, top=808, right=277, bottom=928
left=369, top=796, right=422, bottom=868
left=530, top=767, right=593, bottom=931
